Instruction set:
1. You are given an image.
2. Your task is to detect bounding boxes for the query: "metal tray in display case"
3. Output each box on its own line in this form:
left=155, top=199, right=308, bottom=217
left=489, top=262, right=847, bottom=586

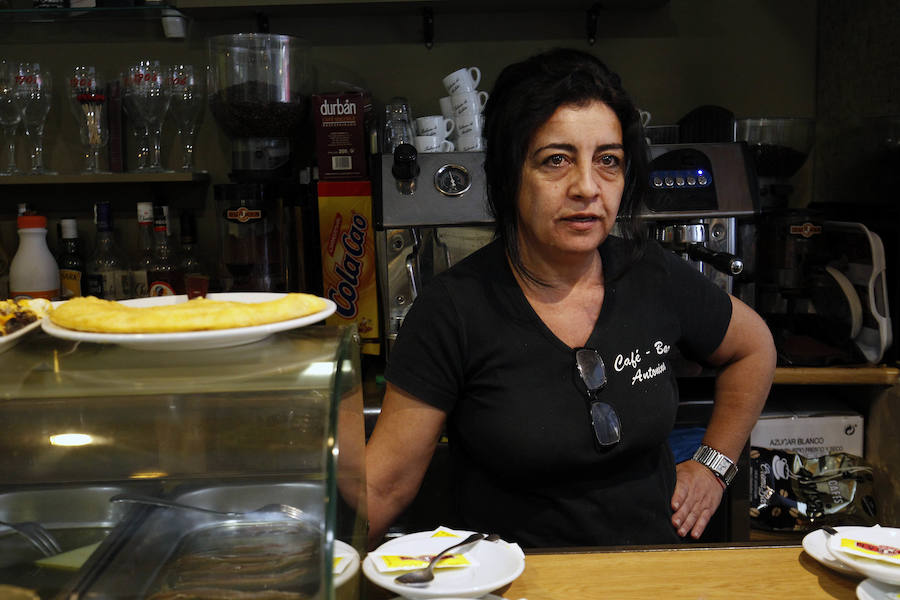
left=0, top=483, right=159, bottom=599
left=67, top=482, right=326, bottom=599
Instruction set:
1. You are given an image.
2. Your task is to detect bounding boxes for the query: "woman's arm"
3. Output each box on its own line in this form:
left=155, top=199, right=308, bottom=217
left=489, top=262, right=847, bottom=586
left=366, top=383, right=448, bottom=549
left=670, top=294, right=777, bottom=538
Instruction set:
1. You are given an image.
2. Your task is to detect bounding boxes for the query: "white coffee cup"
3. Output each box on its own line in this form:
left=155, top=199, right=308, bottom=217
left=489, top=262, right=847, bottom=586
left=439, top=96, right=455, bottom=121
left=454, top=111, right=484, bottom=137
left=450, top=90, right=489, bottom=119
left=415, top=115, right=455, bottom=139
left=455, top=133, right=484, bottom=152
left=443, top=66, right=481, bottom=95
left=414, top=135, right=455, bottom=153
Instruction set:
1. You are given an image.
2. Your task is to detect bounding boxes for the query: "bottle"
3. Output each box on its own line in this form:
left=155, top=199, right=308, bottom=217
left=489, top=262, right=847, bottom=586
left=86, top=201, right=132, bottom=300
left=57, top=218, right=85, bottom=299
left=0, top=238, right=9, bottom=299
left=9, top=214, right=60, bottom=300
left=179, top=209, right=209, bottom=298
left=147, top=204, right=185, bottom=296
left=132, top=202, right=154, bottom=297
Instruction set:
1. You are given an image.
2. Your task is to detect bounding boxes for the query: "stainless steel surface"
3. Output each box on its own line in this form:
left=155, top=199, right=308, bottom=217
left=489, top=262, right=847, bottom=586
left=656, top=223, right=707, bottom=245
left=65, top=482, right=326, bottom=599
left=0, top=519, right=60, bottom=557
left=394, top=532, right=484, bottom=585
left=643, top=143, right=757, bottom=220
left=0, top=484, right=158, bottom=598
left=110, top=493, right=307, bottom=521
left=378, top=151, right=491, bottom=228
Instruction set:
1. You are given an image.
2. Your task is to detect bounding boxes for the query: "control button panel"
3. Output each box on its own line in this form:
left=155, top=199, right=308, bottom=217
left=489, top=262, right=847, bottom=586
left=650, top=169, right=712, bottom=189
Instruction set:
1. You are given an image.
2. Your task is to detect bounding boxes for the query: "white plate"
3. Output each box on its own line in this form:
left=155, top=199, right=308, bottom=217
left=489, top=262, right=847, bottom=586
left=41, top=293, right=336, bottom=351
left=857, top=578, right=900, bottom=600
left=334, top=539, right=361, bottom=589
left=363, top=530, right=525, bottom=600
left=802, top=526, right=868, bottom=576
left=827, top=526, right=900, bottom=585
left=0, top=318, right=44, bottom=354
left=389, top=595, right=506, bottom=600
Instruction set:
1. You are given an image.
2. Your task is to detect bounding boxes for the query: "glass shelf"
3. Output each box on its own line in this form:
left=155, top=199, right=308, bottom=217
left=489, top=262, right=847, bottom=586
left=0, top=4, right=190, bottom=41
left=0, top=4, right=184, bottom=24
left=0, top=171, right=209, bottom=185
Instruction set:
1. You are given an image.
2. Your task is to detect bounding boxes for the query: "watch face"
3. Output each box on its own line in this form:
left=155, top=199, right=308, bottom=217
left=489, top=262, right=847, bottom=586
left=434, top=164, right=472, bottom=196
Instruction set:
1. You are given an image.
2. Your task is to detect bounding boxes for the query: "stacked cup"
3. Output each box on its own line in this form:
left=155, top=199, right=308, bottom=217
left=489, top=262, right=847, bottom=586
left=413, top=113, right=455, bottom=153
left=440, top=66, right=487, bottom=152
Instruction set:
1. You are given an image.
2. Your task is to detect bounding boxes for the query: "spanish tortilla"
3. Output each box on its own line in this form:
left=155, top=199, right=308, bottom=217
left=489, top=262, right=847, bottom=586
left=50, top=293, right=329, bottom=334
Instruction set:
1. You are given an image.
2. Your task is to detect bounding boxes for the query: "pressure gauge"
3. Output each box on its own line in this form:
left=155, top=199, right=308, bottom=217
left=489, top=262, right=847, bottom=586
left=434, top=164, right=472, bottom=196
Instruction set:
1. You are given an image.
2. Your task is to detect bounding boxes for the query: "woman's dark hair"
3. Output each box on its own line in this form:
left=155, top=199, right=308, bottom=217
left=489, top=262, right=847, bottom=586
left=483, top=47, right=648, bottom=284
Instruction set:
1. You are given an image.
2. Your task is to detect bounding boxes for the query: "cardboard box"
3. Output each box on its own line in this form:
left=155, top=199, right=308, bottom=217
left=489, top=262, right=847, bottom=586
left=750, top=399, right=864, bottom=458
left=318, top=180, right=380, bottom=355
left=312, top=92, right=372, bottom=180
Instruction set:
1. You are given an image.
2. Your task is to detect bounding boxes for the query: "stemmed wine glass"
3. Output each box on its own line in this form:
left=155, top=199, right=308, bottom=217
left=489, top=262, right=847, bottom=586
left=167, top=64, right=205, bottom=171
left=122, top=63, right=150, bottom=171
left=69, top=65, right=109, bottom=174
left=17, top=62, right=55, bottom=175
left=124, top=59, right=171, bottom=172
left=0, top=59, right=27, bottom=176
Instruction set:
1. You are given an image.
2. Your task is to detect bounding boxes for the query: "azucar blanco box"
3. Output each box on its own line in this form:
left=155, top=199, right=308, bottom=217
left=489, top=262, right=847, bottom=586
left=750, top=399, right=864, bottom=458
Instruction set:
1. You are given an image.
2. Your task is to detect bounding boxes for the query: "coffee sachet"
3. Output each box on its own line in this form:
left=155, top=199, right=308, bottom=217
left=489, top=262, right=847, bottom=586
left=750, top=447, right=878, bottom=531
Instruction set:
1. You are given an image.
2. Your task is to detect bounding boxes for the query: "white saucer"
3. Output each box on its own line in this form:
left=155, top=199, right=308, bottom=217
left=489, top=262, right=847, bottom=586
left=857, top=577, right=900, bottom=600
left=389, top=595, right=506, bottom=600
left=334, top=539, right=360, bottom=588
left=802, top=526, right=867, bottom=576
left=827, top=526, right=900, bottom=585
left=364, top=529, right=525, bottom=599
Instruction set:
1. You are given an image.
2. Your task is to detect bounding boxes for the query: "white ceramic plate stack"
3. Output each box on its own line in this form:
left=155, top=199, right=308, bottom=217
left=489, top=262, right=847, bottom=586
left=801, top=525, right=900, bottom=599
left=363, top=528, right=525, bottom=599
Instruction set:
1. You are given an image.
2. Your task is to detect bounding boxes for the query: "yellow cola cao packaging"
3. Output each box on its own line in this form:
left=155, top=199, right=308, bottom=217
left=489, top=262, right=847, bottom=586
left=318, top=180, right=380, bottom=354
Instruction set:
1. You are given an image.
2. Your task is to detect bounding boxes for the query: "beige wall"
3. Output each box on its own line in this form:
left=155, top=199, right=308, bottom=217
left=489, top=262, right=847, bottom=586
left=0, top=0, right=817, bottom=269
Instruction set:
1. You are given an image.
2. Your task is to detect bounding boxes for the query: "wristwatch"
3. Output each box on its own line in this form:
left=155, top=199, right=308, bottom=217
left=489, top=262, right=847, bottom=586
left=692, top=445, right=737, bottom=487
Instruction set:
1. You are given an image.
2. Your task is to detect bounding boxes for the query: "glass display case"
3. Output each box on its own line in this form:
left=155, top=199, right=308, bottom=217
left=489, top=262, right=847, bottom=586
left=0, top=324, right=366, bottom=600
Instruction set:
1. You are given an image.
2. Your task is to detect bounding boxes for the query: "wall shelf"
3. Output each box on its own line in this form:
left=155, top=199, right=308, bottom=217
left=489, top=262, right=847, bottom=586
left=0, top=171, right=209, bottom=185
left=773, top=365, right=900, bottom=386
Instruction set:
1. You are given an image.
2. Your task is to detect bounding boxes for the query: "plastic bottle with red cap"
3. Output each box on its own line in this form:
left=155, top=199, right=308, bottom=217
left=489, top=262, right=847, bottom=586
left=9, top=214, right=60, bottom=300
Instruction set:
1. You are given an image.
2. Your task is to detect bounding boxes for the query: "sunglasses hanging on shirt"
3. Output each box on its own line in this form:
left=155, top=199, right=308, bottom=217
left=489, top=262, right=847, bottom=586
left=575, top=347, right=621, bottom=448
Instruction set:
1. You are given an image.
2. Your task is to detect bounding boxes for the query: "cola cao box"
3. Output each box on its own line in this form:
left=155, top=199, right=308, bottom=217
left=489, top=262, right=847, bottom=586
left=312, top=91, right=372, bottom=180
left=317, top=180, right=380, bottom=354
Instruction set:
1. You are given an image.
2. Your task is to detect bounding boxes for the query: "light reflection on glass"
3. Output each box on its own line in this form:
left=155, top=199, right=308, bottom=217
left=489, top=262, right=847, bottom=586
left=49, top=433, right=94, bottom=446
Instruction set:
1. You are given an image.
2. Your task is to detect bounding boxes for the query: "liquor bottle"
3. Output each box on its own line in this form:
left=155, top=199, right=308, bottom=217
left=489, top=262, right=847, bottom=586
left=147, top=204, right=185, bottom=296
left=179, top=209, right=209, bottom=298
left=86, top=201, right=132, bottom=300
left=57, top=218, right=85, bottom=299
left=9, top=214, right=60, bottom=301
left=131, top=202, right=154, bottom=297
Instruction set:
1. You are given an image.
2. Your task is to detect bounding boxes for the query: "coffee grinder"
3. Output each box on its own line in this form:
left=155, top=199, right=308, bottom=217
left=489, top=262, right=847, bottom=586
left=207, top=33, right=311, bottom=292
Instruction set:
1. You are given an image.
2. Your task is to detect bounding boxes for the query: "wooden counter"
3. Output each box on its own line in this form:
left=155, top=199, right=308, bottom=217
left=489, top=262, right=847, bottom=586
left=499, top=545, right=859, bottom=600
left=364, top=544, right=861, bottom=599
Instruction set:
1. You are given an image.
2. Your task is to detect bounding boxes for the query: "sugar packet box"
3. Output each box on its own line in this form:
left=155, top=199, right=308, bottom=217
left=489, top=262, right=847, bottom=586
left=313, top=92, right=373, bottom=180
left=318, top=180, right=380, bottom=354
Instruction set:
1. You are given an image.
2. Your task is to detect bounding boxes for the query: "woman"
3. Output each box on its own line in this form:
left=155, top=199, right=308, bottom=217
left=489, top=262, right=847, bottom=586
left=366, top=48, right=776, bottom=548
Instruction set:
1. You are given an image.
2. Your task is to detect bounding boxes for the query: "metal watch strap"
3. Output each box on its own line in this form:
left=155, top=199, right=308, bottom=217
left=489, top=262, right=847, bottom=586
left=691, top=444, right=737, bottom=487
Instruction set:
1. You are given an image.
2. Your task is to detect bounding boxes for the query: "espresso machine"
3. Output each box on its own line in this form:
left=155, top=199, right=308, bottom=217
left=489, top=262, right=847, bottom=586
left=375, top=146, right=493, bottom=354
left=641, top=143, right=760, bottom=306
left=207, top=34, right=311, bottom=292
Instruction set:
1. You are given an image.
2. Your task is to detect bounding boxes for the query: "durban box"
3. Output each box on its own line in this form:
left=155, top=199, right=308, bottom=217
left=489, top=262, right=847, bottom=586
left=750, top=398, right=864, bottom=458
left=312, top=91, right=373, bottom=180
left=318, top=180, right=380, bottom=355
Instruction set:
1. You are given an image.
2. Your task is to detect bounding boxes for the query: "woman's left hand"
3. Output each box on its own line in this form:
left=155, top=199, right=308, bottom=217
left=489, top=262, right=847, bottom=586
left=671, top=459, right=725, bottom=539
